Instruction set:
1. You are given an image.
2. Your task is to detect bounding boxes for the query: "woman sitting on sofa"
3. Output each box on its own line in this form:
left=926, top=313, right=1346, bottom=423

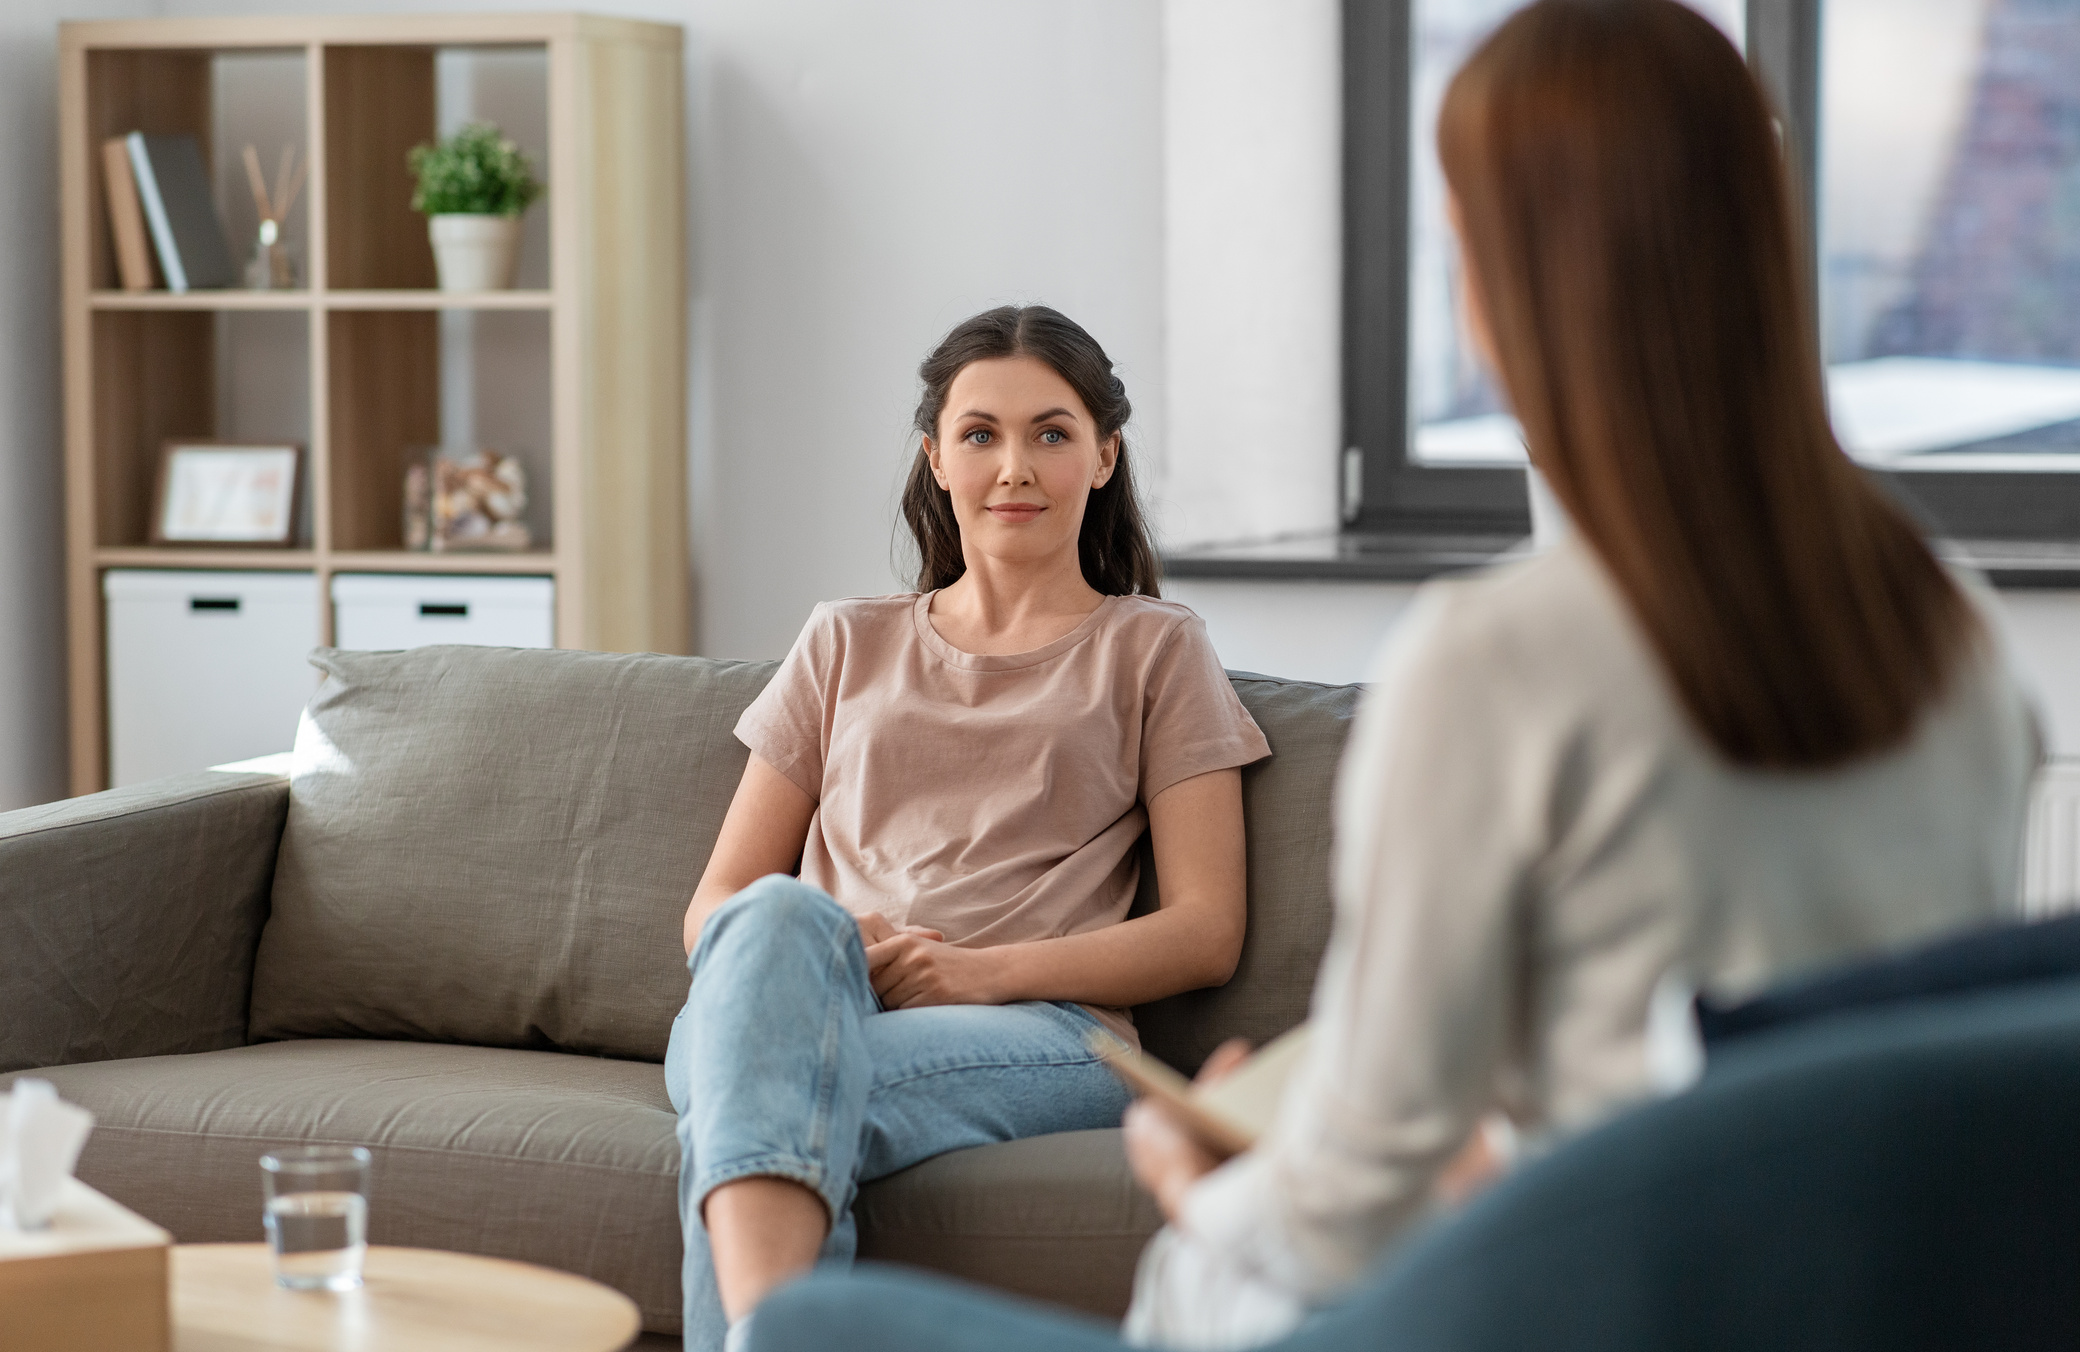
left=739, top=2, right=2041, bottom=1350
left=667, top=304, right=1270, bottom=1351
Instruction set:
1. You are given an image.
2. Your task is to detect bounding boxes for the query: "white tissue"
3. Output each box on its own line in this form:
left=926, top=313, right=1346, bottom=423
left=0, top=1079, right=96, bottom=1231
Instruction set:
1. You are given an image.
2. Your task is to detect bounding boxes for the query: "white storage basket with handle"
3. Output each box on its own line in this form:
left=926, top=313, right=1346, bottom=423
left=103, top=569, right=320, bottom=787
left=331, top=573, right=554, bottom=652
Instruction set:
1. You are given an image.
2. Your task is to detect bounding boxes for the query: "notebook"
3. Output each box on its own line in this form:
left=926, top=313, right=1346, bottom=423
left=125, top=132, right=236, bottom=293
left=1091, top=1023, right=1314, bottom=1159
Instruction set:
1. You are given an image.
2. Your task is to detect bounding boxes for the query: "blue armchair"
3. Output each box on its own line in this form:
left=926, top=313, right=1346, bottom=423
left=752, top=977, right=2080, bottom=1351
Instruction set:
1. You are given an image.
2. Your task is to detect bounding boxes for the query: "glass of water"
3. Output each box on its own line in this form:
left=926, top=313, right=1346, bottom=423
left=259, top=1146, right=371, bottom=1291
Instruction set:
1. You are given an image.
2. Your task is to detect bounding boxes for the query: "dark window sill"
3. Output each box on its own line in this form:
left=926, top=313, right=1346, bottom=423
left=1944, top=539, right=2080, bottom=589
left=1162, top=531, right=1527, bottom=582
left=1162, top=532, right=2080, bottom=589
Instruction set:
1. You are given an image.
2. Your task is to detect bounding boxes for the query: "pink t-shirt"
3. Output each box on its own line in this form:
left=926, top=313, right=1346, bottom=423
left=735, top=591, right=1272, bottom=1043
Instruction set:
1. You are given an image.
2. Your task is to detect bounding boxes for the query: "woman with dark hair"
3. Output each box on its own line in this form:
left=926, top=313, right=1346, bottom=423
left=739, top=3, right=2038, bottom=1350
left=667, top=304, right=1269, bottom=1350
left=1114, top=0, right=2039, bottom=1343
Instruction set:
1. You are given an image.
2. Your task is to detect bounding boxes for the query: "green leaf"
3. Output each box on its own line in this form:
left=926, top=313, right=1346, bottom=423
left=406, top=121, right=543, bottom=217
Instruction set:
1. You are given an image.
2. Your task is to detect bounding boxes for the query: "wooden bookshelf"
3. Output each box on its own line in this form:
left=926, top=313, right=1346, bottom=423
left=86, top=289, right=555, bottom=310
left=59, top=14, right=688, bottom=795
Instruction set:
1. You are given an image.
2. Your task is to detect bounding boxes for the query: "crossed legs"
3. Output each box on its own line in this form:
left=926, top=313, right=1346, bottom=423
left=664, top=876, right=1132, bottom=1350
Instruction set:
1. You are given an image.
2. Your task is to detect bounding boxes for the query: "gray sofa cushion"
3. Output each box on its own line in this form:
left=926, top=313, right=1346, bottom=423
left=3, top=1044, right=1158, bottom=1333
left=1, top=1041, right=684, bottom=1330
left=249, top=647, right=779, bottom=1061
left=857, top=1128, right=1162, bottom=1319
left=1133, top=674, right=1361, bottom=1073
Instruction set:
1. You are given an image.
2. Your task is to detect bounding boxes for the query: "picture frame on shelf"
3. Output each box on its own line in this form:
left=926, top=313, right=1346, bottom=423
left=149, top=440, right=303, bottom=546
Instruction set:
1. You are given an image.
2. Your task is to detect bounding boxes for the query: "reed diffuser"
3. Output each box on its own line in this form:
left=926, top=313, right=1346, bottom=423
left=241, top=142, right=305, bottom=290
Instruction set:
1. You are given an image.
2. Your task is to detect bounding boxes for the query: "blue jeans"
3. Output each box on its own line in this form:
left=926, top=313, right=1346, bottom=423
left=665, top=875, right=1133, bottom=1350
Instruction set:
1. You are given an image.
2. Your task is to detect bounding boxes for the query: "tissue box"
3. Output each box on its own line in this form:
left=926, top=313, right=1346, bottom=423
left=0, top=1178, right=170, bottom=1351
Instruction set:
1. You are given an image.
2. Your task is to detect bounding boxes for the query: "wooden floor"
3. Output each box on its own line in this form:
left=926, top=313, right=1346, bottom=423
left=630, top=1335, right=679, bottom=1350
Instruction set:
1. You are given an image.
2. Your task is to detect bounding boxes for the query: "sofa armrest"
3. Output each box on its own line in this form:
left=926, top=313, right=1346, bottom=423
left=1, top=767, right=290, bottom=1073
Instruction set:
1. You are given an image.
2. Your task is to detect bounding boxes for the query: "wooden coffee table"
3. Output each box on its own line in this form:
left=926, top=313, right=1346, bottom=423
left=171, top=1243, right=642, bottom=1351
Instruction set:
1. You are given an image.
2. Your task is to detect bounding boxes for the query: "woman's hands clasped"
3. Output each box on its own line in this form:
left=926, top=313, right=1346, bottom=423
left=857, top=913, right=1003, bottom=1008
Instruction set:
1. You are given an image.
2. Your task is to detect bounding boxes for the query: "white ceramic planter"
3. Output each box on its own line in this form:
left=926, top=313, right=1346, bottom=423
left=428, top=214, right=523, bottom=291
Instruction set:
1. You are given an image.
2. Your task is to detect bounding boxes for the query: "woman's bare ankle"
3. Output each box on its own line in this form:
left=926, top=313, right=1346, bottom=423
left=704, top=1175, right=830, bottom=1321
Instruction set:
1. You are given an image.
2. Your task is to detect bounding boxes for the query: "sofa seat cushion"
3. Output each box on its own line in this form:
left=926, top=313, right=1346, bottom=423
left=856, top=1127, right=1163, bottom=1320
left=7, top=1043, right=1161, bottom=1330
left=4, top=1040, right=684, bottom=1330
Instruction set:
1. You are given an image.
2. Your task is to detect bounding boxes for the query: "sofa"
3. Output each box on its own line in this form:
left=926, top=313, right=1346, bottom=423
left=0, top=644, right=1358, bottom=1336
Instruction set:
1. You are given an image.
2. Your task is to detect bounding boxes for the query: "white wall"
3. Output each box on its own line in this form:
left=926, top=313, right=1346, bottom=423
left=1994, top=594, right=2080, bottom=759
left=1173, top=575, right=2080, bottom=762
left=1166, top=578, right=1414, bottom=684
left=1159, top=0, right=1342, bottom=548
left=683, top=1, right=1163, bottom=658
left=0, top=0, right=155, bottom=811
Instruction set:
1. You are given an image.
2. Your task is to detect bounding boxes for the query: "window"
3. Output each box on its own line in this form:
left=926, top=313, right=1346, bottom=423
left=1405, top=0, right=1743, bottom=467
left=1344, top=0, right=2080, bottom=544
left=1821, top=0, right=2080, bottom=538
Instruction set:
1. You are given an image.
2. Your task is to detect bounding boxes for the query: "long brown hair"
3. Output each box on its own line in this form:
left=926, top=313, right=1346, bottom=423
left=1439, top=0, right=1976, bottom=769
left=902, top=306, right=1161, bottom=597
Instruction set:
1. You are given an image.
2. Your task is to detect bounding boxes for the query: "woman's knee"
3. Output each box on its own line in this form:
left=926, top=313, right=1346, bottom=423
left=699, top=875, right=854, bottom=957
left=687, top=877, right=873, bottom=1023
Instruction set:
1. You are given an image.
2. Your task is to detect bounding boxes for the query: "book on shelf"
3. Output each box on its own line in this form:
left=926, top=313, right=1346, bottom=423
left=124, top=132, right=236, bottom=293
left=100, top=138, right=155, bottom=291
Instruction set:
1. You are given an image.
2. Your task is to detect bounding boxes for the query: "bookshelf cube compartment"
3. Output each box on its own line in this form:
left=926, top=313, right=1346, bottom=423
left=90, top=308, right=311, bottom=548
left=86, top=47, right=309, bottom=295
left=327, top=307, right=552, bottom=553
left=324, top=44, right=551, bottom=293
left=84, top=49, right=209, bottom=294
left=90, top=309, right=211, bottom=547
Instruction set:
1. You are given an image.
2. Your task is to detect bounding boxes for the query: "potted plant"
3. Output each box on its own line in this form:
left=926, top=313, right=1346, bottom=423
left=407, top=122, right=543, bottom=291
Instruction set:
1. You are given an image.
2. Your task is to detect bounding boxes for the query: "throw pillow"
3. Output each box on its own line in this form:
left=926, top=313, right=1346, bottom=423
left=248, top=646, right=777, bottom=1061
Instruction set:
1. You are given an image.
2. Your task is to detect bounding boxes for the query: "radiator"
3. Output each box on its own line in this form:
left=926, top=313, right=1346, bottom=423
left=2024, top=761, right=2080, bottom=916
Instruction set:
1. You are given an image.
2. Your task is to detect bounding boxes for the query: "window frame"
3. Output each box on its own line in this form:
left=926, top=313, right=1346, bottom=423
left=1344, top=0, right=2080, bottom=544
left=1343, top=0, right=1529, bottom=536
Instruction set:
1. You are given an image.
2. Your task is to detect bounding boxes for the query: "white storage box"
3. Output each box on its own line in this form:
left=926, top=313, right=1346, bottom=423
left=331, top=573, right=555, bottom=652
left=103, top=570, right=320, bottom=788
